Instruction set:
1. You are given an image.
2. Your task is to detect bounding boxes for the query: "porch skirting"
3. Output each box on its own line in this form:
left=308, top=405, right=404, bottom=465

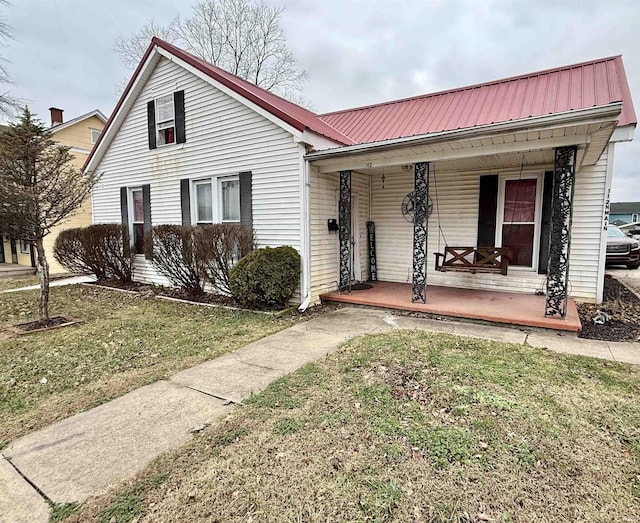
left=320, top=281, right=581, bottom=332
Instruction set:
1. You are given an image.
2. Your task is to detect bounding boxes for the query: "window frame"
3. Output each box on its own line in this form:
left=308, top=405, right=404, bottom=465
left=128, top=186, right=145, bottom=255
left=155, top=93, right=175, bottom=147
left=494, top=172, right=544, bottom=271
left=632, top=213, right=639, bottom=223
left=89, top=128, right=101, bottom=144
left=191, top=175, right=240, bottom=225
left=20, top=239, right=29, bottom=254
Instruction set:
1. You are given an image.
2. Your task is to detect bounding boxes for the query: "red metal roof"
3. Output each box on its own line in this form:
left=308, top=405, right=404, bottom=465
left=319, top=56, right=636, bottom=145
left=86, top=42, right=635, bottom=172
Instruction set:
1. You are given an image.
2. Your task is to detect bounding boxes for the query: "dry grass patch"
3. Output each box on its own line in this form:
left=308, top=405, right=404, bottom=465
left=64, top=330, right=640, bottom=522
left=0, top=276, right=40, bottom=292
left=0, top=284, right=293, bottom=448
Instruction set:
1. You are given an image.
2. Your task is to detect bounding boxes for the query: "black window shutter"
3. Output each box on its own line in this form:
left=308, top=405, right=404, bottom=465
left=476, top=175, right=499, bottom=247
left=147, top=100, right=156, bottom=150
left=142, top=184, right=152, bottom=259
left=120, top=187, right=131, bottom=257
left=180, top=179, right=191, bottom=225
left=174, top=90, right=186, bottom=144
left=239, top=171, right=253, bottom=229
left=538, top=171, right=554, bottom=274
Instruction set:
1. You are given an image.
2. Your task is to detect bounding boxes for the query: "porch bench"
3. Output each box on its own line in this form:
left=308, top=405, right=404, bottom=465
left=434, top=246, right=511, bottom=275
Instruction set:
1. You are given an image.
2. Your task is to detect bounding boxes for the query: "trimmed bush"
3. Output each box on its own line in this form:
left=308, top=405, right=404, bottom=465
left=149, top=225, right=204, bottom=295
left=229, top=246, right=300, bottom=309
left=193, top=224, right=255, bottom=294
left=54, top=224, right=133, bottom=282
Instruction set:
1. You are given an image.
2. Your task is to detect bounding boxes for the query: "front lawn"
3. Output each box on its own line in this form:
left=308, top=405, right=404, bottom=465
left=0, top=276, right=40, bottom=292
left=67, top=330, right=640, bottom=522
left=0, top=284, right=291, bottom=448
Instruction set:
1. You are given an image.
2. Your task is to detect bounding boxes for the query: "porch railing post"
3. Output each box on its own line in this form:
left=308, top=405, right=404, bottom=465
left=339, top=170, right=352, bottom=292
left=545, top=146, right=577, bottom=318
left=412, top=162, right=430, bottom=303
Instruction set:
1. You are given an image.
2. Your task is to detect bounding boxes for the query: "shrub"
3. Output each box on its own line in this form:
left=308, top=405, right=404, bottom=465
left=54, top=228, right=94, bottom=276
left=229, top=246, right=300, bottom=308
left=54, top=224, right=133, bottom=282
left=193, top=224, right=255, bottom=294
left=149, top=224, right=204, bottom=295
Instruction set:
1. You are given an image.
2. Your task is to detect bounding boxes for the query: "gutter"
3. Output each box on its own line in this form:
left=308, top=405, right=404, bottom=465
left=305, top=103, right=623, bottom=162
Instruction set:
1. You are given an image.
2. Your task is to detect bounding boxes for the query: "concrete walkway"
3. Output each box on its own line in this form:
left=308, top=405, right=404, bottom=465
left=0, top=274, right=95, bottom=293
left=1, top=306, right=638, bottom=521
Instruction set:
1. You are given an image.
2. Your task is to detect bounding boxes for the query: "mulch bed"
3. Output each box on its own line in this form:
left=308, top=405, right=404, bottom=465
left=87, top=279, right=335, bottom=315
left=577, top=275, right=640, bottom=341
left=4, top=315, right=82, bottom=335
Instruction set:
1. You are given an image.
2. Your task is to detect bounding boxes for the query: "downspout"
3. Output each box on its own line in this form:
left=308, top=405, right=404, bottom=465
left=298, top=143, right=312, bottom=312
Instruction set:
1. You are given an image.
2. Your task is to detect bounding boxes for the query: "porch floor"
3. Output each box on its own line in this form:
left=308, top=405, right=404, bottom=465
left=320, top=281, right=581, bottom=332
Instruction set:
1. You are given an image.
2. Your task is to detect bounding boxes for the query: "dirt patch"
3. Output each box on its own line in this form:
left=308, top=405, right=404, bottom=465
left=3, top=315, right=82, bottom=336
left=577, top=275, right=640, bottom=341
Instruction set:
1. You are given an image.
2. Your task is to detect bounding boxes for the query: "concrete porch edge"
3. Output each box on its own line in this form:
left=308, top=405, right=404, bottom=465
left=320, top=281, right=581, bottom=332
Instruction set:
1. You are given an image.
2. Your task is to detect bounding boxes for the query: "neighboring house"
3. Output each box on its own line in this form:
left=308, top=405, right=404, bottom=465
left=610, top=202, right=640, bottom=225
left=0, top=108, right=107, bottom=274
left=85, top=37, right=635, bottom=323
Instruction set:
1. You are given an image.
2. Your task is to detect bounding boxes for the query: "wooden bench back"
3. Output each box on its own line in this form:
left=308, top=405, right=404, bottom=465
left=434, top=246, right=511, bottom=275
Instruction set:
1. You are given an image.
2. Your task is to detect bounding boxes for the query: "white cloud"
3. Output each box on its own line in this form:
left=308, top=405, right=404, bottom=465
left=4, top=0, right=639, bottom=199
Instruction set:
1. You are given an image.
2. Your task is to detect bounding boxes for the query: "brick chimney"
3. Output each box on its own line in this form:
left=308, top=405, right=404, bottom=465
left=49, top=107, right=63, bottom=126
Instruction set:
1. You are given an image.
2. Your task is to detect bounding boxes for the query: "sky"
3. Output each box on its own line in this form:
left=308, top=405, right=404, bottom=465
left=3, top=0, right=639, bottom=201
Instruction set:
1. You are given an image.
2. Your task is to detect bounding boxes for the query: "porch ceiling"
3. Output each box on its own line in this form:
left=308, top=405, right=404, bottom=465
left=309, top=104, right=621, bottom=174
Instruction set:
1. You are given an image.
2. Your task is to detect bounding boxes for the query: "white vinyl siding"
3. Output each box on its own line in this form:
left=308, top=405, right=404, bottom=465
left=309, top=154, right=610, bottom=303
left=570, top=148, right=609, bottom=301
left=92, top=56, right=301, bottom=285
left=309, top=169, right=369, bottom=299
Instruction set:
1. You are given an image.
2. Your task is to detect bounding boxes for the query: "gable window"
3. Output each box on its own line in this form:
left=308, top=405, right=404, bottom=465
left=156, top=94, right=175, bottom=146
left=90, top=128, right=101, bottom=144
left=192, top=176, right=240, bottom=224
left=130, top=188, right=145, bottom=254
left=147, top=90, right=185, bottom=150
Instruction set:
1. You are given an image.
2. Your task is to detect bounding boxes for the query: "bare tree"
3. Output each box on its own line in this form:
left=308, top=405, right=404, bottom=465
left=0, top=1, right=20, bottom=115
left=113, top=0, right=307, bottom=99
left=113, top=19, right=177, bottom=69
left=0, top=108, right=99, bottom=323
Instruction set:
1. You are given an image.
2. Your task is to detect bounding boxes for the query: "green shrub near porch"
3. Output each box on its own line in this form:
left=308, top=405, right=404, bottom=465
left=229, top=246, right=301, bottom=309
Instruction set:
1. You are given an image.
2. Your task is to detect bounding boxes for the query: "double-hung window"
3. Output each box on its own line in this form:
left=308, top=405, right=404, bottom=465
left=193, top=176, right=240, bottom=224
left=633, top=213, right=639, bottom=223
left=156, top=94, right=175, bottom=146
left=130, top=188, right=145, bottom=254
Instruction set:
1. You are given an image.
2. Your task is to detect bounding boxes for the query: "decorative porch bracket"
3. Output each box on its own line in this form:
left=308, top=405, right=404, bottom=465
left=545, top=146, right=577, bottom=318
left=412, top=162, right=430, bottom=303
left=339, top=170, right=352, bottom=292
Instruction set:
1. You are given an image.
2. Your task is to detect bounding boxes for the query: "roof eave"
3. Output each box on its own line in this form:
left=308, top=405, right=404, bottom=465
left=306, top=104, right=623, bottom=162
left=50, top=109, right=107, bottom=134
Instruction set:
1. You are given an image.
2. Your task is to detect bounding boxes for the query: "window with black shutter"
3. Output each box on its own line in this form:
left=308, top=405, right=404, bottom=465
left=147, top=90, right=186, bottom=149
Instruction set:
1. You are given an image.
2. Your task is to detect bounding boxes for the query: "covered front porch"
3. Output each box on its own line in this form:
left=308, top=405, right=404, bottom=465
left=321, top=281, right=581, bottom=331
left=306, top=104, right=622, bottom=328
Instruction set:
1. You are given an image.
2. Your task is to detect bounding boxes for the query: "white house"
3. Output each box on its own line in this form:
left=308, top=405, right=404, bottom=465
left=85, top=38, right=636, bottom=329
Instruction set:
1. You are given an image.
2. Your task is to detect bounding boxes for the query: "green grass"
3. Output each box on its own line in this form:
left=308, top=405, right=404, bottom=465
left=51, top=330, right=640, bottom=522
left=0, top=284, right=292, bottom=448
